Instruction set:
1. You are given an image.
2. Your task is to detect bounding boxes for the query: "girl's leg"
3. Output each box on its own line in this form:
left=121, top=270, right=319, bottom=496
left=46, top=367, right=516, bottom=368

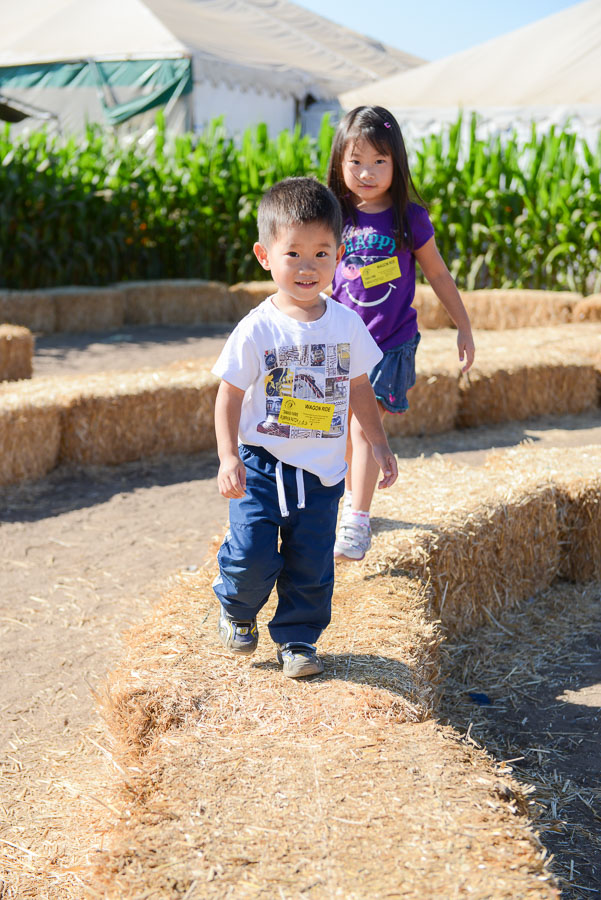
left=337, top=334, right=418, bottom=561
left=334, top=402, right=386, bottom=561
left=341, top=423, right=354, bottom=513
left=348, top=401, right=386, bottom=512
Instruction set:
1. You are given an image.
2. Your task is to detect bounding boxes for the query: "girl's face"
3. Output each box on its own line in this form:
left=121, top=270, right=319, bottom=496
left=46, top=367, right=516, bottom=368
left=342, top=137, right=394, bottom=213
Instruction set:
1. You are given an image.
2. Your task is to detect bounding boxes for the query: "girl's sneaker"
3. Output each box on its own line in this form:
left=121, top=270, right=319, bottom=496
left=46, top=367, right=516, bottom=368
left=218, top=605, right=258, bottom=654
left=276, top=642, right=324, bottom=677
left=334, top=520, right=372, bottom=561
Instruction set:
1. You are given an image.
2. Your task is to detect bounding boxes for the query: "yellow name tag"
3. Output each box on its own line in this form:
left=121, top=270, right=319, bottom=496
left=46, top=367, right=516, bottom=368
left=278, top=397, right=335, bottom=430
left=360, top=256, right=401, bottom=288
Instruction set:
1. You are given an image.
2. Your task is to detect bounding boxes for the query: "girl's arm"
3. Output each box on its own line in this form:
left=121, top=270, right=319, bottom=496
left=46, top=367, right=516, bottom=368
left=349, top=374, right=398, bottom=489
left=414, top=236, right=475, bottom=372
left=214, top=380, right=246, bottom=498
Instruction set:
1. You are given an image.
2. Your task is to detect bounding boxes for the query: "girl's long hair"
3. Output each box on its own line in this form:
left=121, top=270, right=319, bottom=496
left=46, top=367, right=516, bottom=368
left=326, top=106, right=425, bottom=251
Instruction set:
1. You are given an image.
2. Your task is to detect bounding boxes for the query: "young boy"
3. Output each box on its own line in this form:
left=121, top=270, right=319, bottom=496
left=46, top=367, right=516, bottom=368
left=212, top=177, right=398, bottom=678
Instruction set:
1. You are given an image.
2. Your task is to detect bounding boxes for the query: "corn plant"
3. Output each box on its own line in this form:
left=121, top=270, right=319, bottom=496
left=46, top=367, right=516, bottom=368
left=1, top=113, right=599, bottom=293
left=412, top=115, right=601, bottom=294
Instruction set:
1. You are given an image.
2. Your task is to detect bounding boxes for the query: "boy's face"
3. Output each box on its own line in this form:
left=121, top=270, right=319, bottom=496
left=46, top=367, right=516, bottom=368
left=254, top=222, right=344, bottom=315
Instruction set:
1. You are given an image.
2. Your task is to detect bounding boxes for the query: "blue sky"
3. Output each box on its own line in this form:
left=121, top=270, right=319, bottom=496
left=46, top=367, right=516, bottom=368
left=294, top=0, right=584, bottom=61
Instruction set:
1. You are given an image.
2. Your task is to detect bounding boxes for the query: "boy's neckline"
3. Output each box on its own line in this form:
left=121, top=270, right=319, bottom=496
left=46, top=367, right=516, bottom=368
left=269, top=292, right=329, bottom=324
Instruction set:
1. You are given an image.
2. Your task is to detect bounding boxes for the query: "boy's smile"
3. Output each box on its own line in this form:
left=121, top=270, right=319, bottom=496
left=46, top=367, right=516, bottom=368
left=254, top=223, right=344, bottom=321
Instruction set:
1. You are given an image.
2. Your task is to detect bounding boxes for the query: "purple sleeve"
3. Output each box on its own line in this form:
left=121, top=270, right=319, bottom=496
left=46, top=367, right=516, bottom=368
left=409, top=204, right=435, bottom=251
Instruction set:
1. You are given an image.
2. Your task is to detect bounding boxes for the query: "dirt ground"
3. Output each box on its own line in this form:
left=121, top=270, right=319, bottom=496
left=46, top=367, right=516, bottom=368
left=1, top=324, right=601, bottom=896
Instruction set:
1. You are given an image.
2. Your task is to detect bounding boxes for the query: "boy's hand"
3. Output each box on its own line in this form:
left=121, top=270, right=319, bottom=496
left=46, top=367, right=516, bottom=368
left=372, top=444, right=398, bottom=490
left=217, top=454, right=246, bottom=499
left=458, top=329, right=475, bottom=373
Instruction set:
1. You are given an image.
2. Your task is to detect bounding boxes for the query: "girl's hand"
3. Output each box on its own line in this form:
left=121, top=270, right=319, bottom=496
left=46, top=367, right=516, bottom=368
left=372, top=444, right=398, bottom=489
left=217, top=455, right=246, bottom=499
left=457, top=329, right=475, bottom=373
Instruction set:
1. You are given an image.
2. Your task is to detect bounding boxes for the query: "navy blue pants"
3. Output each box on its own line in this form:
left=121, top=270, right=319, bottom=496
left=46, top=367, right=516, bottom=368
left=213, top=444, right=344, bottom=645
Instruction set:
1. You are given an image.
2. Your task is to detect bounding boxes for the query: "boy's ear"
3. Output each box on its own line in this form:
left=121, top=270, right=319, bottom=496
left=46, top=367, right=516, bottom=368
left=253, top=242, right=270, bottom=270
left=336, top=243, right=345, bottom=264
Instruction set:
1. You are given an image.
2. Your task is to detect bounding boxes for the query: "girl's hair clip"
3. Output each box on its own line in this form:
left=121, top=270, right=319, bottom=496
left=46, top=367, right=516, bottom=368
left=384, top=122, right=391, bottom=128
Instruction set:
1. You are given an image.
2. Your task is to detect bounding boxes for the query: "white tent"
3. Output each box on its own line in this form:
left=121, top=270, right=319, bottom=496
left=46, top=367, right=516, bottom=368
left=339, top=0, right=601, bottom=143
left=0, top=0, right=192, bottom=135
left=0, top=0, right=423, bottom=136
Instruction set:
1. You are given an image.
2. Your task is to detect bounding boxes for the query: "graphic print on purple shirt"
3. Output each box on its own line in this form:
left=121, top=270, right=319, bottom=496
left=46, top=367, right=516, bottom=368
left=331, top=203, right=434, bottom=352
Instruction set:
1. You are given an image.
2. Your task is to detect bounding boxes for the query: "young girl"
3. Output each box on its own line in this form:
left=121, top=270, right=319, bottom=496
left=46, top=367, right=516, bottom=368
left=327, top=105, right=475, bottom=561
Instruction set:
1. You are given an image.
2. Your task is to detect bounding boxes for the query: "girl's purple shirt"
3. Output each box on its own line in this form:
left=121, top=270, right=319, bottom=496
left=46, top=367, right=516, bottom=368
left=331, top=203, right=434, bottom=351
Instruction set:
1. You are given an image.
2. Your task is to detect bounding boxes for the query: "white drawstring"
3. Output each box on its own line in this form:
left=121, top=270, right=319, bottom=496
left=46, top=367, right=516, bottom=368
left=275, top=461, right=305, bottom=517
left=296, top=466, right=305, bottom=509
left=275, top=461, right=288, bottom=517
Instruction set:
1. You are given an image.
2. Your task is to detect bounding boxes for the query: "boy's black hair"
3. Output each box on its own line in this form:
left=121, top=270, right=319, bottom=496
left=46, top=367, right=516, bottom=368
left=327, top=106, right=425, bottom=251
left=257, top=176, right=342, bottom=246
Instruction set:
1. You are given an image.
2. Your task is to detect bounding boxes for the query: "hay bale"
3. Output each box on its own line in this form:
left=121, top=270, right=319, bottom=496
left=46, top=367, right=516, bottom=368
left=459, top=360, right=597, bottom=427
left=228, top=281, right=274, bottom=318
left=119, top=280, right=232, bottom=326
left=0, top=324, right=34, bottom=381
left=463, top=290, right=580, bottom=330
left=451, top=327, right=600, bottom=427
left=116, top=280, right=160, bottom=325
left=50, top=286, right=125, bottom=333
left=412, top=288, right=579, bottom=331
left=0, top=290, right=56, bottom=333
left=0, top=382, right=62, bottom=484
left=387, top=322, right=601, bottom=435
left=486, top=445, right=601, bottom=584
left=59, top=360, right=219, bottom=465
left=152, top=280, right=233, bottom=324
left=413, top=283, right=453, bottom=329
left=367, top=456, right=559, bottom=634
left=384, top=369, right=459, bottom=437
left=573, top=293, right=601, bottom=322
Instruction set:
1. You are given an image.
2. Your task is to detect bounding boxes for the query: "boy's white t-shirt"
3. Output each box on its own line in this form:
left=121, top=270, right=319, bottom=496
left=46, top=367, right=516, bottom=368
left=212, top=294, right=383, bottom=486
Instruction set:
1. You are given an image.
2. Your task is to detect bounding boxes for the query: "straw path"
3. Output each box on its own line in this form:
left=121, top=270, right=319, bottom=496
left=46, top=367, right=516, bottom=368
left=82, top=445, right=601, bottom=896
left=438, top=580, right=601, bottom=897
left=90, top=565, right=555, bottom=899
left=7, top=443, right=601, bottom=896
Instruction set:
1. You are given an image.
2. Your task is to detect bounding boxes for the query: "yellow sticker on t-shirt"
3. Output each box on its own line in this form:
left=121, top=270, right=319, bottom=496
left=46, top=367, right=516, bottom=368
left=278, top=397, right=335, bottom=430
left=360, top=256, right=401, bottom=288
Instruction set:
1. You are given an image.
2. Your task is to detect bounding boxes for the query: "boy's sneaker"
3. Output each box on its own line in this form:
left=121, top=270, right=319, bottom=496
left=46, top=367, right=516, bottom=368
left=276, top=642, right=324, bottom=678
left=334, top=521, right=371, bottom=561
left=218, top=606, right=258, bottom=655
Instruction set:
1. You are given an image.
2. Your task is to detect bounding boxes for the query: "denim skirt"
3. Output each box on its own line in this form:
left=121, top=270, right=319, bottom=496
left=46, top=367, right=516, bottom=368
left=369, top=332, right=421, bottom=414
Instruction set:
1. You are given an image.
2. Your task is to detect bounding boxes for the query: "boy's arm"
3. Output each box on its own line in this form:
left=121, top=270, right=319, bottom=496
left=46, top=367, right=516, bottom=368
left=349, top=374, right=398, bottom=489
left=414, top=236, right=475, bottom=372
left=214, top=380, right=246, bottom=498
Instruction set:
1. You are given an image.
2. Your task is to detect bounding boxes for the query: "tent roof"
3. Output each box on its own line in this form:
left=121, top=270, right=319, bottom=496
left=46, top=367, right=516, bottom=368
left=144, top=0, right=424, bottom=99
left=0, top=0, right=424, bottom=100
left=340, top=0, right=601, bottom=109
left=0, top=0, right=187, bottom=65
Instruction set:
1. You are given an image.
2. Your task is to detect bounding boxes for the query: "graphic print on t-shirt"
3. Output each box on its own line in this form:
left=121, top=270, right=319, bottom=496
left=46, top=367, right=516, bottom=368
left=257, top=342, right=350, bottom=439
left=340, top=222, right=401, bottom=308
